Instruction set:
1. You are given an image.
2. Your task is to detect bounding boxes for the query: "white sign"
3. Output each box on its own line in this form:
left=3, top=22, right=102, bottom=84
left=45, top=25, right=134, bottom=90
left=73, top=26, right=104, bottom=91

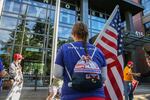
left=135, top=31, right=144, bottom=38
left=0, top=0, right=4, bottom=16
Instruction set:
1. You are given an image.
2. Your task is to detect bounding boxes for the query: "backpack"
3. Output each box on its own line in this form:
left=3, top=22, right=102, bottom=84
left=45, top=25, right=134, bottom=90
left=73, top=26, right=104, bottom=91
left=65, top=43, right=103, bottom=92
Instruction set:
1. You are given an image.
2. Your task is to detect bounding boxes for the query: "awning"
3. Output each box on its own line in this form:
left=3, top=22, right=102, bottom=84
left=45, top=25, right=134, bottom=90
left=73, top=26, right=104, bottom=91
left=123, top=33, right=150, bottom=50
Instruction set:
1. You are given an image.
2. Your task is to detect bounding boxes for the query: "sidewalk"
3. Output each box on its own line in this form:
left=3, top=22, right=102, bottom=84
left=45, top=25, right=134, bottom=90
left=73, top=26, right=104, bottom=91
left=134, top=84, right=150, bottom=100
left=0, top=84, right=150, bottom=100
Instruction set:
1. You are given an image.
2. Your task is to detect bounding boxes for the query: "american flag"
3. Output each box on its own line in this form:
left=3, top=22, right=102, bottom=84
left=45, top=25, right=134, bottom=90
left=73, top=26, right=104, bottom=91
left=94, top=5, right=124, bottom=100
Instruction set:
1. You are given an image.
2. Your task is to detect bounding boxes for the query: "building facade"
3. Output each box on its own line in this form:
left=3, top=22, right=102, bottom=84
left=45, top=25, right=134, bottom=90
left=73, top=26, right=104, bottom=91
left=132, top=0, right=150, bottom=82
left=0, top=0, right=147, bottom=87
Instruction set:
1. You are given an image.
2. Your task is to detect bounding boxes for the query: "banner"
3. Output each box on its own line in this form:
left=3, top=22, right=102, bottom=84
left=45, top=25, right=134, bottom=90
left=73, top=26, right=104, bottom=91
left=132, top=79, right=139, bottom=93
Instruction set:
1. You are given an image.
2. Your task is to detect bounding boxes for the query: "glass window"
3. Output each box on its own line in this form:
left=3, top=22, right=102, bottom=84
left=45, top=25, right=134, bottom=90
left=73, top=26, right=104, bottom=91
left=88, top=12, right=106, bottom=34
left=26, top=20, right=48, bottom=34
left=27, top=5, right=47, bottom=19
left=0, top=30, right=14, bottom=46
left=3, top=0, right=21, bottom=14
left=0, top=16, right=18, bottom=30
left=91, top=30, right=100, bottom=37
left=144, top=22, right=150, bottom=36
left=142, top=0, right=150, bottom=15
left=26, top=21, right=37, bottom=33
left=22, top=46, right=46, bottom=87
left=58, top=26, right=71, bottom=39
left=61, top=8, right=76, bottom=15
left=91, top=16, right=106, bottom=22
left=0, top=44, right=12, bottom=69
left=91, top=20, right=104, bottom=30
left=21, top=4, right=28, bottom=15
left=23, top=0, right=48, bottom=8
left=24, top=34, right=45, bottom=48
left=49, top=10, right=55, bottom=22
left=60, top=12, right=75, bottom=25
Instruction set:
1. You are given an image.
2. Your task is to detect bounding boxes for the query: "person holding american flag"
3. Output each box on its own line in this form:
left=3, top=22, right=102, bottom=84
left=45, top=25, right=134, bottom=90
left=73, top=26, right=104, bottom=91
left=123, top=61, right=140, bottom=100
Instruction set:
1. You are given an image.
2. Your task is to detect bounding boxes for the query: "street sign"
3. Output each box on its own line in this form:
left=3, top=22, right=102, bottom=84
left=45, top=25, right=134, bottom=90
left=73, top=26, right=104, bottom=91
left=26, top=48, right=39, bottom=52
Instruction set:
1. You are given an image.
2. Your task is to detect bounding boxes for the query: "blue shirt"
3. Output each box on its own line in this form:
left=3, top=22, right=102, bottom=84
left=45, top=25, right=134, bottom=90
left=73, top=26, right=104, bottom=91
left=55, top=42, right=107, bottom=100
left=0, top=58, right=4, bottom=88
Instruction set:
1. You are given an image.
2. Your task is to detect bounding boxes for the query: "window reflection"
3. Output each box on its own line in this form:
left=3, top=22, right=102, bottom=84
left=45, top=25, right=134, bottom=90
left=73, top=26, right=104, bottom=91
left=25, top=19, right=50, bottom=35
left=23, top=0, right=48, bottom=8
left=3, top=0, right=21, bottom=13
left=26, top=21, right=37, bottom=33
left=27, top=5, right=47, bottom=19
left=49, top=10, right=55, bottom=22
left=91, top=30, right=100, bottom=37
left=144, top=22, right=150, bottom=36
left=91, top=20, right=104, bottom=30
left=91, top=16, right=106, bottom=22
left=142, top=0, right=150, bottom=15
left=0, top=30, right=14, bottom=45
left=89, top=15, right=105, bottom=37
left=61, top=8, right=76, bottom=15
left=24, top=34, right=45, bottom=48
left=60, top=12, right=75, bottom=24
left=0, top=16, right=18, bottom=30
left=58, top=26, right=71, bottom=39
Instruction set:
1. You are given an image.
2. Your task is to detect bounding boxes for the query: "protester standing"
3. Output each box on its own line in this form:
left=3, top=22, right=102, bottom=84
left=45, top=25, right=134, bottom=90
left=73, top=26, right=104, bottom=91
left=124, top=61, right=139, bottom=100
left=48, top=22, right=107, bottom=100
left=6, top=53, right=23, bottom=100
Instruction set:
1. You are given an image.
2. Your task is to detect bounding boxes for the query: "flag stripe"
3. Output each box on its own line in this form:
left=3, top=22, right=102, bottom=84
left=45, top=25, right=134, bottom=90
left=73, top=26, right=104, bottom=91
left=105, top=29, right=118, bottom=39
left=108, top=68, right=123, bottom=100
left=105, top=77, right=118, bottom=100
left=118, top=55, right=124, bottom=70
left=101, top=36, right=117, bottom=50
left=107, top=26, right=118, bottom=36
left=107, top=60, right=123, bottom=80
left=106, top=58, right=115, bottom=64
left=104, top=87, right=111, bottom=100
left=103, top=31, right=117, bottom=45
left=111, top=67, right=124, bottom=95
left=96, top=40, right=117, bottom=56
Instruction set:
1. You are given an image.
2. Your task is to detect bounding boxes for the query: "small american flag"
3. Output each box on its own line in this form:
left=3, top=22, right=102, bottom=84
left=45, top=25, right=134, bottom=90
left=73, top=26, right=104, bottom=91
left=94, top=5, right=124, bottom=100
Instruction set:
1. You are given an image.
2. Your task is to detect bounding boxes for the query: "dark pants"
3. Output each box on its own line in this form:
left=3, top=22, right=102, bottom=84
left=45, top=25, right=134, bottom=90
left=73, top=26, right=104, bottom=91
left=124, top=81, right=133, bottom=100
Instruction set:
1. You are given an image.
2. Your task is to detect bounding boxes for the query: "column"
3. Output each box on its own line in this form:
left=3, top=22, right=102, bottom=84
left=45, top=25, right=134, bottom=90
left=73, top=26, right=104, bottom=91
left=0, top=0, right=4, bottom=16
left=125, top=11, right=135, bottom=33
left=80, top=0, right=89, bottom=25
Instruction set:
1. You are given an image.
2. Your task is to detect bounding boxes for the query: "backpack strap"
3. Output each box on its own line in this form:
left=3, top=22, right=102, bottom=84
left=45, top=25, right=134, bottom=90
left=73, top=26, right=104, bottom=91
left=70, top=43, right=97, bottom=59
left=64, top=66, right=72, bottom=81
left=91, top=47, right=97, bottom=59
left=70, top=43, right=82, bottom=58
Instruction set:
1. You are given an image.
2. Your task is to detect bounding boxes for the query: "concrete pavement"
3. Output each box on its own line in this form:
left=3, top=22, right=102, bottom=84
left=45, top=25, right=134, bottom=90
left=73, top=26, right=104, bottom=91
left=0, top=84, right=150, bottom=100
left=134, top=84, right=150, bottom=100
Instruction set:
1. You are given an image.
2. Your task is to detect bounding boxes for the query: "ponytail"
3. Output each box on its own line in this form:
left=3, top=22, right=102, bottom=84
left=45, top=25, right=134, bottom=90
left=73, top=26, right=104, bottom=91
left=71, top=22, right=89, bottom=55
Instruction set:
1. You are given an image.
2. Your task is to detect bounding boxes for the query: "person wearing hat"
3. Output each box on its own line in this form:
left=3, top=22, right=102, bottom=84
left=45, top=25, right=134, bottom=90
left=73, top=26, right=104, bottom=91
left=7, top=53, right=24, bottom=100
left=123, top=61, right=139, bottom=100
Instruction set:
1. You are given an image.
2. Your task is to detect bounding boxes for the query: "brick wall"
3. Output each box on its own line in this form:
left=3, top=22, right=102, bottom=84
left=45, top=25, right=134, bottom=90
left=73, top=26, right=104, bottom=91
left=132, top=0, right=145, bottom=33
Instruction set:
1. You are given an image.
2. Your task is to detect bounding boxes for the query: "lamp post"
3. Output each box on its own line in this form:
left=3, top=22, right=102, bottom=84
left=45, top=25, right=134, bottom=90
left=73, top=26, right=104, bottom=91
left=50, top=0, right=61, bottom=85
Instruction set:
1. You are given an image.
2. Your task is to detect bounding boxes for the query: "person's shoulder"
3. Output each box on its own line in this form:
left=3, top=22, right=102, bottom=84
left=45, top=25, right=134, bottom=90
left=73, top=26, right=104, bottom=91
left=59, top=43, right=71, bottom=49
left=87, top=43, right=95, bottom=47
left=10, top=62, right=15, bottom=67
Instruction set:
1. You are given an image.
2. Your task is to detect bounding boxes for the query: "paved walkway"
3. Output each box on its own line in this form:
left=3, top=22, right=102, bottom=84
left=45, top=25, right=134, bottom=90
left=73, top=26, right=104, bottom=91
left=134, top=84, right=150, bottom=100
left=0, top=84, right=150, bottom=100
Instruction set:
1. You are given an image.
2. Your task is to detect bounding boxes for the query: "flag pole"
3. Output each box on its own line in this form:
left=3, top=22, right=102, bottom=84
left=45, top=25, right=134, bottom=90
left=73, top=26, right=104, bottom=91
left=50, top=0, right=61, bottom=85
left=94, top=5, right=119, bottom=45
